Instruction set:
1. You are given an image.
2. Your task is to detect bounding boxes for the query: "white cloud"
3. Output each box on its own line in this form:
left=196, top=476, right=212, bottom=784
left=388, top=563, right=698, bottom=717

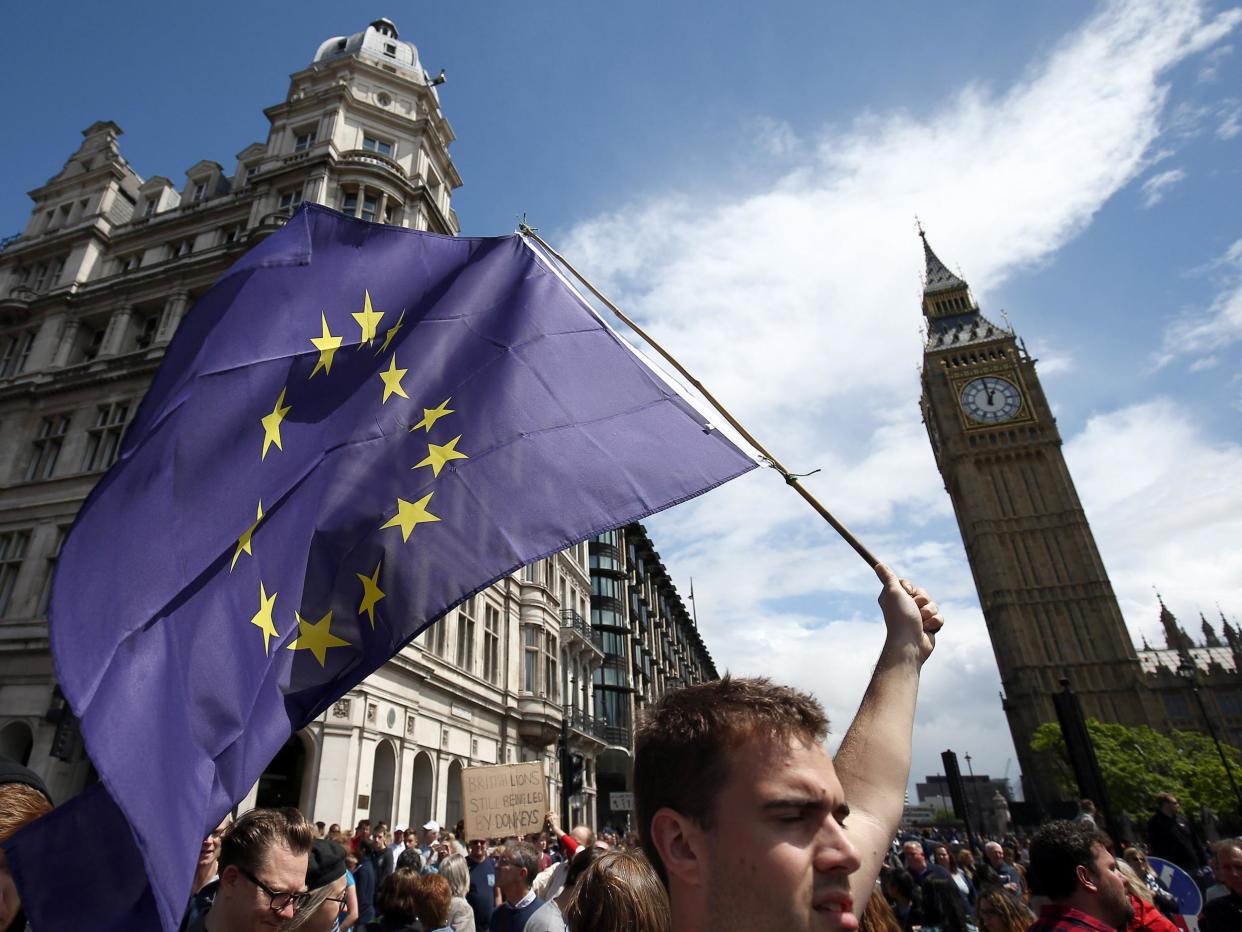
left=1024, top=336, right=1076, bottom=376
left=1065, top=400, right=1242, bottom=647
left=1218, top=99, right=1242, bottom=138
left=1198, top=41, right=1234, bottom=81
left=1140, top=167, right=1188, bottom=206
left=750, top=116, right=803, bottom=159
left=561, top=0, right=1242, bottom=793
left=1156, top=238, right=1242, bottom=366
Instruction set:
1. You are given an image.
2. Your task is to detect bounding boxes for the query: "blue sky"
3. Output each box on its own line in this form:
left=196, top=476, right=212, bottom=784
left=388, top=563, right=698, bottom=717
left=6, top=0, right=1242, bottom=797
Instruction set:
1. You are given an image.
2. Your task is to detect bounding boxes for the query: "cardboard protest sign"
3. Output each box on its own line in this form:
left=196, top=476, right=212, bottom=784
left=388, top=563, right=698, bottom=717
left=461, top=761, right=548, bottom=841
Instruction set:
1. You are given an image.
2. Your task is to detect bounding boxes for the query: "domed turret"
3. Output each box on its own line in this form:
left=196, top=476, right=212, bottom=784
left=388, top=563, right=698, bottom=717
left=313, top=18, right=427, bottom=80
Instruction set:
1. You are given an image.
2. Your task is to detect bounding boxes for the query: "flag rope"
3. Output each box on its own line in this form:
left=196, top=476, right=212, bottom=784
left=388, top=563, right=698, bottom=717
left=517, top=224, right=880, bottom=568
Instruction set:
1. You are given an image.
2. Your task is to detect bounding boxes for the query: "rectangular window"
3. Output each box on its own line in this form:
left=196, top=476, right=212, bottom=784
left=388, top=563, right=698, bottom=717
left=483, top=603, right=500, bottom=684
left=383, top=43, right=397, bottom=57
left=523, top=626, right=539, bottom=693
left=341, top=192, right=358, bottom=216
left=360, top=193, right=378, bottom=223
left=362, top=135, right=393, bottom=156
left=455, top=600, right=475, bottom=672
left=591, top=576, right=623, bottom=600
left=246, top=165, right=260, bottom=181
left=134, top=314, right=158, bottom=351
left=169, top=239, right=193, bottom=259
left=0, top=530, right=30, bottom=617
left=81, top=324, right=104, bottom=363
left=278, top=189, right=304, bottom=213
left=26, top=415, right=71, bottom=481
left=293, top=130, right=317, bottom=152
left=429, top=613, right=447, bottom=656
left=545, top=636, right=557, bottom=702
left=118, top=253, right=142, bottom=273
left=144, top=199, right=158, bottom=218
left=1218, top=692, right=1242, bottom=716
left=222, top=227, right=240, bottom=245
left=0, top=331, right=35, bottom=378
left=81, top=402, right=130, bottom=472
left=36, top=526, right=67, bottom=617
left=192, top=182, right=207, bottom=202
left=31, top=263, right=49, bottom=293
left=1162, top=693, right=1191, bottom=720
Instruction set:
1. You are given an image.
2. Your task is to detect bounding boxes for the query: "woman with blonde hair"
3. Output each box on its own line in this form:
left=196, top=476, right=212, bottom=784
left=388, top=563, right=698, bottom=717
left=973, top=889, right=1034, bottom=932
left=435, top=854, right=477, bottom=932
left=1115, top=860, right=1178, bottom=932
left=561, top=848, right=670, bottom=932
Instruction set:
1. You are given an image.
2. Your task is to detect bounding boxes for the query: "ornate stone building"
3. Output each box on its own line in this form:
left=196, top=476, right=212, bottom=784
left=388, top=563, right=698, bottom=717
left=0, top=18, right=711, bottom=835
left=917, top=231, right=1242, bottom=808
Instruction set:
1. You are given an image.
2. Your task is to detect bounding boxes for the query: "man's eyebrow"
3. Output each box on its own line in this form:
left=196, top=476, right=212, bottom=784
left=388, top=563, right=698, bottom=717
left=761, top=797, right=851, bottom=819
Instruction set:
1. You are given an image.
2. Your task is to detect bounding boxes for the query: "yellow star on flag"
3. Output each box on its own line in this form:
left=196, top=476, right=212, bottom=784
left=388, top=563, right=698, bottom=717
left=231, top=500, right=265, bottom=571
left=286, top=610, right=351, bottom=667
left=414, top=435, right=469, bottom=477
left=379, top=355, right=409, bottom=404
left=309, top=312, right=343, bottom=378
left=261, top=387, right=291, bottom=460
left=378, top=309, right=405, bottom=354
left=352, top=289, right=384, bottom=346
left=356, top=560, right=386, bottom=628
left=381, top=492, right=441, bottom=542
left=249, top=581, right=279, bottom=655
left=410, top=398, right=454, bottom=433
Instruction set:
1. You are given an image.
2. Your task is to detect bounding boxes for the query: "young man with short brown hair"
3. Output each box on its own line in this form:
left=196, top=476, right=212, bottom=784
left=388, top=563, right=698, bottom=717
left=634, top=562, right=944, bottom=932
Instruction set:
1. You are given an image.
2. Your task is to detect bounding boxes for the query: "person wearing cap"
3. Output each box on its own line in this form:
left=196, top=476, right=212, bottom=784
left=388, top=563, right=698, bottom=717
left=289, top=838, right=349, bottom=932
left=0, top=757, right=54, bottom=932
left=419, top=821, right=444, bottom=869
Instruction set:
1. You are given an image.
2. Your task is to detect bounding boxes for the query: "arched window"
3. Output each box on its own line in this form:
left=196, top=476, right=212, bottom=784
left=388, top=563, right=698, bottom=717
left=0, top=720, right=34, bottom=766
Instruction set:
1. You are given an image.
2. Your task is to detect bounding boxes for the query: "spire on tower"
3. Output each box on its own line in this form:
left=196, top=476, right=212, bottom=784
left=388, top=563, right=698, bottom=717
left=1202, top=612, right=1223, bottom=648
left=919, top=228, right=969, bottom=295
left=1155, top=593, right=1196, bottom=655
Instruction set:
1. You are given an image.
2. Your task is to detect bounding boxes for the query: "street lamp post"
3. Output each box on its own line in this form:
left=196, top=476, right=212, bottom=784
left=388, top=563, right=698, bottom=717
left=1179, top=658, right=1242, bottom=812
left=965, top=753, right=984, bottom=838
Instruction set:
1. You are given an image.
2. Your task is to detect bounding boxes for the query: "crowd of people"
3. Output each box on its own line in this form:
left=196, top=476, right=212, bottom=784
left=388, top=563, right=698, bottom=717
left=169, top=805, right=668, bottom=932
left=3, top=566, right=1239, bottom=931
left=861, top=807, right=1242, bottom=932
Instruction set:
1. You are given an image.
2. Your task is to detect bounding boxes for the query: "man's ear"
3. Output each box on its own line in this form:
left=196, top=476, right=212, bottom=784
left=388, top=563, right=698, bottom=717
left=1076, top=863, right=1098, bottom=893
left=649, top=807, right=708, bottom=888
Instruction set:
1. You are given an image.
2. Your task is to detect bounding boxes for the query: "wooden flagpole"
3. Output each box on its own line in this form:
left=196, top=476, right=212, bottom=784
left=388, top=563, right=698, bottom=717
left=518, top=225, right=880, bottom=569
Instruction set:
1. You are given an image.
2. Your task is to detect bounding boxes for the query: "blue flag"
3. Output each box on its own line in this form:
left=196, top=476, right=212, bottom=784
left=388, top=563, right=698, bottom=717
left=5, top=205, right=755, bottom=930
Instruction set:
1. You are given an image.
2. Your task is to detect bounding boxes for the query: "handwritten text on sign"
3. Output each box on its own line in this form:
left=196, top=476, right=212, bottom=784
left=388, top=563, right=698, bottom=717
left=462, top=762, right=547, bottom=841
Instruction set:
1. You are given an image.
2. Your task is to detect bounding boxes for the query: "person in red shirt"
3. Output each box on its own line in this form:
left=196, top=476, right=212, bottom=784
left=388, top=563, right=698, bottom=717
left=1027, top=820, right=1134, bottom=932
left=1116, top=859, right=1177, bottom=932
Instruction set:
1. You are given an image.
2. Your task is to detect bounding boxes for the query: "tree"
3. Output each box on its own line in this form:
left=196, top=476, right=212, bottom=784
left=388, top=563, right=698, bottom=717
left=932, top=807, right=961, bottom=827
left=1031, top=718, right=1242, bottom=821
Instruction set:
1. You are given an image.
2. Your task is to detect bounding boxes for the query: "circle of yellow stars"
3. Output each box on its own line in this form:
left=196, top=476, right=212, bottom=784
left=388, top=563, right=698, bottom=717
left=233, top=289, right=470, bottom=667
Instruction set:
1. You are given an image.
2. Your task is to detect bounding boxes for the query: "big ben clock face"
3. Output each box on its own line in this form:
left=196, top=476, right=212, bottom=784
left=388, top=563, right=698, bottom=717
left=960, top=376, right=1022, bottom=424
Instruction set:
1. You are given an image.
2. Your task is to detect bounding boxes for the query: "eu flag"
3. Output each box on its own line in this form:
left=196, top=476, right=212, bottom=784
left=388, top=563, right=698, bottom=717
left=5, top=205, right=755, bottom=929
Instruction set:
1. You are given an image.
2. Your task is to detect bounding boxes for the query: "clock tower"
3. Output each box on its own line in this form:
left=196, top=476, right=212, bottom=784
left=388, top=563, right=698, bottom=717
left=916, top=231, right=1161, bottom=805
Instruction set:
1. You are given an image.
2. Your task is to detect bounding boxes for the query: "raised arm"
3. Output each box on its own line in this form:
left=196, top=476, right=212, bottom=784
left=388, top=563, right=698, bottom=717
left=834, top=562, right=943, bottom=910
